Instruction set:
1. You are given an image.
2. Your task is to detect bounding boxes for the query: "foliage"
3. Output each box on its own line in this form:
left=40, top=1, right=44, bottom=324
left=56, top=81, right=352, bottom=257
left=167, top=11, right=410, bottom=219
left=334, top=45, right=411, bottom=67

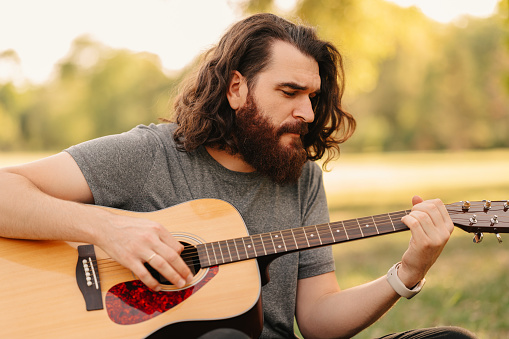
left=241, top=0, right=509, bottom=152
left=0, top=36, right=178, bottom=151
left=0, top=0, right=508, bottom=153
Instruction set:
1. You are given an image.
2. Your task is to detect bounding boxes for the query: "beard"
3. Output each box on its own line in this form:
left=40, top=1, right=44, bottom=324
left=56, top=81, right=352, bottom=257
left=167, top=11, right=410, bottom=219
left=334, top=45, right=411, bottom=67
left=232, top=94, right=309, bottom=185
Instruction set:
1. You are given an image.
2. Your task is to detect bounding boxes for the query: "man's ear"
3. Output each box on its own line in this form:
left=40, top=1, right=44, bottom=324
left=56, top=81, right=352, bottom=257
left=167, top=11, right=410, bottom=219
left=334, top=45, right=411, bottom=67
left=227, top=70, right=248, bottom=110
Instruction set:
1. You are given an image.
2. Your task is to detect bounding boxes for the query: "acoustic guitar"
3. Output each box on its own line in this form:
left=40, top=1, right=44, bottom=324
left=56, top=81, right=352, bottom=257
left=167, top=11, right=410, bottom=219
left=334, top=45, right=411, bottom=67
left=1, top=199, right=507, bottom=338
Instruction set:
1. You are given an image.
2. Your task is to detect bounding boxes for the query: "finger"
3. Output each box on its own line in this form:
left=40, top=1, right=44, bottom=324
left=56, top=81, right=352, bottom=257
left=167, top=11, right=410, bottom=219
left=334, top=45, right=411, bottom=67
left=412, top=199, right=453, bottom=234
left=157, top=232, right=194, bottom=281
left=146, top=253, right=190, bottom=288
left=402, top=210, right=431, bottom=241
left=132, top=260, right=163, bottom=291
left=412, top=195, right=424, bottom=206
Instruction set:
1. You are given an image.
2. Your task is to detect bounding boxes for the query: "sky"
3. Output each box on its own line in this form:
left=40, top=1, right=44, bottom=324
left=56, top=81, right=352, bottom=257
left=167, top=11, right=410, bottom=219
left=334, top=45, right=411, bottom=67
left=0, top=0, right=501, bottom=85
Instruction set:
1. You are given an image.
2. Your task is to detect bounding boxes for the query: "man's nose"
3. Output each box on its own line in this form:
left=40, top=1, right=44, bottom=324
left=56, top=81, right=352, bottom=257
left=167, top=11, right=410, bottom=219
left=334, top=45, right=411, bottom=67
left=293, top=97, right=315, bottom=123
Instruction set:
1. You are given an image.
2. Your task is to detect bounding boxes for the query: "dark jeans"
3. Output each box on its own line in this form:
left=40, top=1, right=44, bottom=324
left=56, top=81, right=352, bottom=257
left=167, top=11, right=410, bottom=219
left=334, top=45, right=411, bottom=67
left=197, top=326, right=477, bottom=338
left=377, top=326, right=478, bottom=339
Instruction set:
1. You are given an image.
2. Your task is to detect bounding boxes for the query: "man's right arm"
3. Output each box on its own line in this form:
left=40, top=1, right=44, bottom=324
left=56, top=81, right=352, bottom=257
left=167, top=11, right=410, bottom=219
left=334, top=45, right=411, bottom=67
left=0, top=152, right=193, bottom=290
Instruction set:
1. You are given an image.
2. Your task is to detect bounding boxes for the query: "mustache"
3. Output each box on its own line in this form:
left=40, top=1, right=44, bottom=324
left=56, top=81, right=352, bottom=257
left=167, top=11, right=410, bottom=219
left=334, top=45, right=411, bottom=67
left=276, top=122, right=309, bottom=137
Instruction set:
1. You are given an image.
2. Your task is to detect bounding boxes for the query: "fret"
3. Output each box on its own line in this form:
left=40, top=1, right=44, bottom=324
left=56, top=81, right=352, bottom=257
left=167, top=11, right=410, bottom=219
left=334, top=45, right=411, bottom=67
left=328, top=222, right=336, bottom=242
left=269, top=233, right=278, bottom=253
left=209, top=242, right=219, bottom=265
left=329, top=221, right=346, bottom=242
left=243, top=236, right=257, bottom=258
left=389, top=210, right=409, bottom=231
left=282, top=229, right=298, bottom=251
left=387, top=213, right=396, bottom=231
left=221, top=240, right=231, bottom=263
left=203, top=243, right=212, bottom=266
left=260, top=233, right=276, bottom=255
left=275, top=231, right=287, bottom=251
left=290, top=228, right=299, bottom=249
left=224, top=239, right=234, bottom=262
left=317, top=224, right=334, bottom=244
left=341, top=221, right=349, bottom=240
left=258, top=234, right=267, bottom=255
left=357, top=216, right=379, bottom=238
left=356, top=218, right=365, bottom=237
left=196, top=244, right=210, bottom=267
left=231, top=238, right=241, bottom=261
left=235, top=238, right=248, bottom=260
left=314, top=225, right=323, bottom=245
left=214, top=241, right=225, bottom=264
left=371, top=216, right=380, bottom=234
left=241, top=237, right=250, bottom=259
left=303, top=225, right=321, bottom=247
left=291, top=227, right=307, bottom=249
left=344, top=219, right=362, bottom=240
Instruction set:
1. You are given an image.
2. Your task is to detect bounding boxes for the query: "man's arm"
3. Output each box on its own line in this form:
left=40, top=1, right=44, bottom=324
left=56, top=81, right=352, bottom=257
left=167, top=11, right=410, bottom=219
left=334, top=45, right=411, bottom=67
left=0, top=152, right=193, bottom=290
left=295, top=197, right=453, bottom=339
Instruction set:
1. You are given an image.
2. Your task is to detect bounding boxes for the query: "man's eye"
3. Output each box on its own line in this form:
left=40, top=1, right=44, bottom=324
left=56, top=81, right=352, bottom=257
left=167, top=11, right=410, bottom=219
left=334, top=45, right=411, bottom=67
left=282, top=91, right=296, bottom=97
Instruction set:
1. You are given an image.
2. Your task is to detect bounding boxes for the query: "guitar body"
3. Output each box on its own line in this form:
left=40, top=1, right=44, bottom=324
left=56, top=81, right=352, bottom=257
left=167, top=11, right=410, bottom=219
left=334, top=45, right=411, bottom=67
left=0, top=199, right=263, bottom=338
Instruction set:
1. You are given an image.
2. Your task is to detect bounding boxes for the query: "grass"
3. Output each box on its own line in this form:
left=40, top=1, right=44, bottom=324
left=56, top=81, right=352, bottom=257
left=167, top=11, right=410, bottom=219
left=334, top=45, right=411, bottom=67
left=311, top=149, right=509, bottom=339
left=2, top=150, right=508, bottom=338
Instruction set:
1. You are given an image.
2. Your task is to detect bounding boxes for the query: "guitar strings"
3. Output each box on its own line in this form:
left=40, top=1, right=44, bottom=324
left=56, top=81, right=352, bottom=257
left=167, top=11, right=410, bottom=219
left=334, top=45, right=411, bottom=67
left=86, top=202, right=509, bottom=279
left=93, top=209, right=507, bottom=268
left=97, top=204, right=508, bottom=267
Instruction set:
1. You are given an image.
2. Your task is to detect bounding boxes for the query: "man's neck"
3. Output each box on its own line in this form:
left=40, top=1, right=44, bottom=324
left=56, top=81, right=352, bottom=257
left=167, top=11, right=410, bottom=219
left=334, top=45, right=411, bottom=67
left=205, top=146, right=256, bottom=173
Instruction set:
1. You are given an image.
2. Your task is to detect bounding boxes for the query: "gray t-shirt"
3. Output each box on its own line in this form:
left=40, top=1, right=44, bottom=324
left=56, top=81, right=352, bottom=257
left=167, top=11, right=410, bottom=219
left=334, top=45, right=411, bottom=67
left=66, top=123, right=335, bottom=338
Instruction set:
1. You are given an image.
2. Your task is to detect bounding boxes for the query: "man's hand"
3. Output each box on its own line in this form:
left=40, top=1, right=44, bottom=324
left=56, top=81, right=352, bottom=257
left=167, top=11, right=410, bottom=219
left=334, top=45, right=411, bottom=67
left=95, top=212, right=193, bottom=291
left=398, top=196, right=454, bottom=288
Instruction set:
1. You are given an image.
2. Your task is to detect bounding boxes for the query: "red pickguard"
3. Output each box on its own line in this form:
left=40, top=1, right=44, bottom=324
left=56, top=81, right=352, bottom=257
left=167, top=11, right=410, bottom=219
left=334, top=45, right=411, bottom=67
left=106, top=266, right=219, bottom=325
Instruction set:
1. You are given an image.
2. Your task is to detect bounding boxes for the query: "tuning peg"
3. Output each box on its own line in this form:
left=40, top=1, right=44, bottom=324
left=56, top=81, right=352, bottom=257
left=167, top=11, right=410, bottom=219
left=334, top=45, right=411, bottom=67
left=504, top=201, right=509, bottom=211
left=461, top=201, right=471, bottom=212
left=469, top=214, right=478, bottom=225
left=496, top=234, right=503, bottom=244
left=473, top=232, right=484, bottom=243
left=483, top=200, right=492, bottom=211
left=490, top=215, right=499, bottom=226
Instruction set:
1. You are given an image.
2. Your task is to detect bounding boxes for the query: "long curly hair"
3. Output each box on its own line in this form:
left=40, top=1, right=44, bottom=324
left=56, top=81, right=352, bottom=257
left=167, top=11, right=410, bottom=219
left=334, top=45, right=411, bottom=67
left=172, top=13, right=356, bottom=167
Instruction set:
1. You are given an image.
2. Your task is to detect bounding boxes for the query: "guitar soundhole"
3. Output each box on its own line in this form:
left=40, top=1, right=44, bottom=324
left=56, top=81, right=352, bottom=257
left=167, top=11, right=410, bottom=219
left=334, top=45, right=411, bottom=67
left=144, top=242, right=201, bottom=285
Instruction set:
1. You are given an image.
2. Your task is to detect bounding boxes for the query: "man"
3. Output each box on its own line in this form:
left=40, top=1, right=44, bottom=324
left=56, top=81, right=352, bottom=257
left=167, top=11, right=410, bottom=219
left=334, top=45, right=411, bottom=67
left=0, top=13, right=475, bottom=339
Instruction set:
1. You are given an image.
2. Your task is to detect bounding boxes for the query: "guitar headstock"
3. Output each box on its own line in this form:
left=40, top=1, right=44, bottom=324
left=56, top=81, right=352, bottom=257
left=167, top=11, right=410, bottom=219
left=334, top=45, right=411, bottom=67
left=447, top=200, right=509, bottom=243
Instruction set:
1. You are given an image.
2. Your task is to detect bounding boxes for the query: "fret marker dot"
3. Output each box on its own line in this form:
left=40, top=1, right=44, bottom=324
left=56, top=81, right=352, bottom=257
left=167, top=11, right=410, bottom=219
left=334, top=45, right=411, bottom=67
left=336, top=230, right=340, bottom=232
left=275, top=235, right=278, bottom=238
left=366, top=224, right=369, bottom=227
left=278, top=245, right=281, bottom=248
left=248, top=245, right=251, bottom=248
left=311, top=234, right=314, bottom=237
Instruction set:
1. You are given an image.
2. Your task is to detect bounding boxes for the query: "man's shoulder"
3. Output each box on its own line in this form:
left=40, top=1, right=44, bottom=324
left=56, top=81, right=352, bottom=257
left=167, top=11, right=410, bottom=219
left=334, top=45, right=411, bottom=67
left=300, top=161, right=323, bottom=181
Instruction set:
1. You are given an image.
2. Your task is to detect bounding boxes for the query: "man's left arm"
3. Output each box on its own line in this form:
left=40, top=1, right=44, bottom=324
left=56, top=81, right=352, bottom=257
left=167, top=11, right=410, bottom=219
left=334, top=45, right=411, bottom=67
left=295, top=197, right=454, bottom=339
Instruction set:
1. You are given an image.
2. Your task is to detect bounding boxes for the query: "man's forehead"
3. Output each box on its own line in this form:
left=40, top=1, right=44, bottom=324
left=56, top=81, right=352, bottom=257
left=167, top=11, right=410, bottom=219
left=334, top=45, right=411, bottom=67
left=263, top=41, right=321, bottom=92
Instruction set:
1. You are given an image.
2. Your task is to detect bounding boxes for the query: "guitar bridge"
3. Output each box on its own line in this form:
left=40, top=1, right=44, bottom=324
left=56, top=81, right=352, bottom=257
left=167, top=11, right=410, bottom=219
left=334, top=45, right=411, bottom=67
left=76, top=245, right=103, bottom=311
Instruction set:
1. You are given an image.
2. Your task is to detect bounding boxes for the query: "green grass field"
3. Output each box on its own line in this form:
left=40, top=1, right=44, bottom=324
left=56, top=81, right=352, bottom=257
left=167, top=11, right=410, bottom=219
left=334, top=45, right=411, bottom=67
left=318, top=149, right=509, bottom=339
left=1, top=150, right=508, bottom=338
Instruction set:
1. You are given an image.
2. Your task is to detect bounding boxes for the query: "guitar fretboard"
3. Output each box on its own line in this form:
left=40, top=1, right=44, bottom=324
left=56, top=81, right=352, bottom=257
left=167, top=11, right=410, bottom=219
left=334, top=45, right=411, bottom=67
left=197, top=210, right=411, bottom=267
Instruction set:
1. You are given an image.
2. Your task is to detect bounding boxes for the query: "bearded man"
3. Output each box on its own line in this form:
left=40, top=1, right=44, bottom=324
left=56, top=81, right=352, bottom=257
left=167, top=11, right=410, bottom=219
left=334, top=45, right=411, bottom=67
left=0, top=13, right=476, bottom=339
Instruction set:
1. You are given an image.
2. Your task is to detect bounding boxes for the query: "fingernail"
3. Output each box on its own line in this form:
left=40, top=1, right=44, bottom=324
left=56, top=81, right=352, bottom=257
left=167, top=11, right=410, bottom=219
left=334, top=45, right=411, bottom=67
left=186, top=274, right=193, bottom=283
left=177, top=279, right=186, bottom=288
left=154, top=285, right=162, bottom=292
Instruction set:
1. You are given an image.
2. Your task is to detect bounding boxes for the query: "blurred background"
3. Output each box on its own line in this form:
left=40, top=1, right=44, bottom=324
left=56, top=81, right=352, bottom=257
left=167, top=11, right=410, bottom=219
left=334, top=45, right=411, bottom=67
left=1, top=0, right=508, bottom=337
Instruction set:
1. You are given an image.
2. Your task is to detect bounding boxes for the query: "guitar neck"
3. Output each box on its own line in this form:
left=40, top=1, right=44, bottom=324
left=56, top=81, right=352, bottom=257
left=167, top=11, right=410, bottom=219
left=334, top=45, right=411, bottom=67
left=197, top=209, right=412, bottom=268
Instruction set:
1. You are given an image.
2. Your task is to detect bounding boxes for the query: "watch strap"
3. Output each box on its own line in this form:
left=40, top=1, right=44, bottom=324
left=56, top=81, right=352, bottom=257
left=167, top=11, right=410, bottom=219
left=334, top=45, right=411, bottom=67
left=386, top=262, right=426, bottom=299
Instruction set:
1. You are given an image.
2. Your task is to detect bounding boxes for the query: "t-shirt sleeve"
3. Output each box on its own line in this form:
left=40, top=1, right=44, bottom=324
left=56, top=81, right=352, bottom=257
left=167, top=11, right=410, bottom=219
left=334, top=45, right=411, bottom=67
left=297, top=162, right=336, bottom=280
left=65, top=125, right=164, bottom=208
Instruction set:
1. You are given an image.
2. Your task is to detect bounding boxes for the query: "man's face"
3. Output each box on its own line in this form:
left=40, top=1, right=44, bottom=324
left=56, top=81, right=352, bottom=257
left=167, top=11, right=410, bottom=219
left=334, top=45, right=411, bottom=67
left=233, top=93, right=308, bottom=184
left=233, top=41, right=321, bottom=184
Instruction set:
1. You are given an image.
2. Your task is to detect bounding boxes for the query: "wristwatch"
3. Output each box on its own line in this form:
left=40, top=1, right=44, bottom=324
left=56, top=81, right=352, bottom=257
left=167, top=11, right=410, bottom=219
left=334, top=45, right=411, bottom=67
left=386, top=262, right=426, bottom=299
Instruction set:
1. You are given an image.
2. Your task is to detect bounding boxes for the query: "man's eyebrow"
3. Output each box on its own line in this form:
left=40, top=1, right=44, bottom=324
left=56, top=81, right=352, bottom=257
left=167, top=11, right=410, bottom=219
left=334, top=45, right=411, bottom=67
left=277, top=82, right=321, bottom=93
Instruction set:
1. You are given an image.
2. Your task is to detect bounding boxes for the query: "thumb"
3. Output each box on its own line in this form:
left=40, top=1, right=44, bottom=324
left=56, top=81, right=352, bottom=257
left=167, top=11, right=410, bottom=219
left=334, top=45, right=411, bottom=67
left=412, top=195, right=424, bottom=206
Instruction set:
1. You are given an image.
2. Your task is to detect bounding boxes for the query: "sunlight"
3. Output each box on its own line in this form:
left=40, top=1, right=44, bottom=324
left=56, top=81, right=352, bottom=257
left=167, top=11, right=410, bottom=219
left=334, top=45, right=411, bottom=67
left=386, top=0, right=500, bottom=23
